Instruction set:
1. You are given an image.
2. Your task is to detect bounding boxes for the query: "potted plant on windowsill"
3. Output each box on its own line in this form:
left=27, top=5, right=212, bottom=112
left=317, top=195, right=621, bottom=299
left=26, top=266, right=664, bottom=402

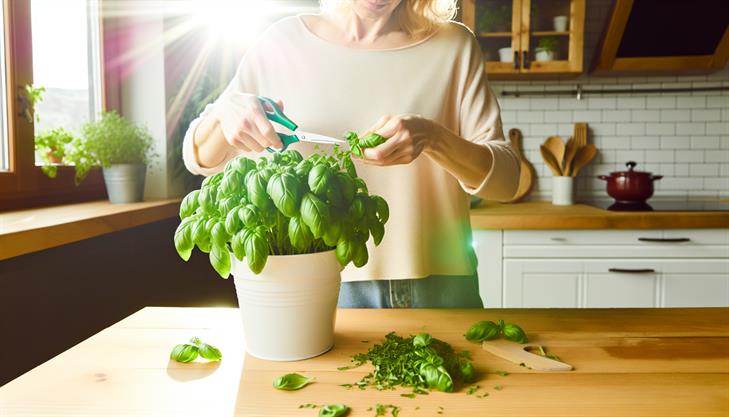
left=79, top=111, right=155, bottom=203
left=173, top=144, right=389, bottom=361
left=535, top=37, right=559, bottom=62
left=35, top=128, right=75, bottom=178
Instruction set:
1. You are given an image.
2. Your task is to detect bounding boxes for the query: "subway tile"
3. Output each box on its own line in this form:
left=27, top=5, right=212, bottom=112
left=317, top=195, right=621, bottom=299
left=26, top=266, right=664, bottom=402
left=602, top=110, right=632, bottom=122
left=617, top=97, right=646, bottom=109
left=616, top=123, right=645, bottom=135
left=631, top=110, right=660, bottom=122
left=660, top=177, right=704, bottom=190
left=677, top=96, right=707, bottom=108
left=646, top=96, right=675, bottom=109
left=600, top=136, right=631, bottom=149
left=674, top=164, right=689, bottom=176
left=675, top=150, right=704, bottom=163
left=501, top=98, right=530, bottom=110
left=721, top=136, right=729, bottom=149
left=703, top=178, right=729, bottom=191
left=530, top=98, right=560, bottom=108
left=690, top=164, right=720, bottom=176
left=517, top=111, right=545, bottom=123
left=646, top=123, right=675, bottom=135
left=720, top=164, right=729, bottom=177
left=590, top=123, right=617, bottom=136
left=630, top=136, right=660, bottom=149
left=528, top=124, right=559, bottom=136
left=573, top=110, right=602, bottom=122
left=706, top=96, right=729, bottom=108
left=660, top=136, right=691, bottom=149
left=690, top=136, right=721, bottom=149
left=616, top=150, right=642, bottom=162
left=587, top=97, right=617, bottom=109
left=675, top=122, right=706, bottom=135
left=660, top=109, right=690, bottom=122
left=544, top=111, right=572, bottom=123
left=705, top=150, right=729, bottom=163
left=691, top=109, right=721, bottom=122
left=644, top=150, right=675, bottom=163
left=558, top=97, right=586, bottom=110
left=706, top=122, right=729, bottom=135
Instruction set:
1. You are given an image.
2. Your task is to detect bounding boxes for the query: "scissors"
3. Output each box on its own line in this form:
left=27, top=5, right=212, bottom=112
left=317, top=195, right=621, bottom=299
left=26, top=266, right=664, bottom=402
left=257, top=96, right=347, bottom=153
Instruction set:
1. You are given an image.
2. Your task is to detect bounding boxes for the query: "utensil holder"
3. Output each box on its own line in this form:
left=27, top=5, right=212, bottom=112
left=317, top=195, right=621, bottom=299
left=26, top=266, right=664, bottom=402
left=552, top=176, right=574, bottom=206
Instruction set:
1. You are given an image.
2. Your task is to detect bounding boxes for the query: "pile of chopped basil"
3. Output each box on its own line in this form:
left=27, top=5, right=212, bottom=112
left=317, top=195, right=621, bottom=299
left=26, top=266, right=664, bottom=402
left=338, top=332, right=474, bottom=393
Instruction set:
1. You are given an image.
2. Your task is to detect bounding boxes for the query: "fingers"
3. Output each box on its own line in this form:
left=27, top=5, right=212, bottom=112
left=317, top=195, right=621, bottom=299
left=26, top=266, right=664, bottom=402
left=374, top=116, right=404, bottom=139
left=363, top=115, right=391, bottom=136
left=251, top=109, right=283, bottom=149
left=363, top=129, right=405, bottom=161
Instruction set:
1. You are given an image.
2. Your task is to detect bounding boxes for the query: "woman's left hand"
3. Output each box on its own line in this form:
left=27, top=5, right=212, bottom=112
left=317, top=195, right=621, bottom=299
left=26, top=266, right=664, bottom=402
left=360, top=114, right=443, bottom=166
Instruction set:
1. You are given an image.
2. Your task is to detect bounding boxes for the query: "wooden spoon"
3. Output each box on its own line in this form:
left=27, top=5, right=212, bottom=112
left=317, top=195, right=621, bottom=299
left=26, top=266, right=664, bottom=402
left=507, top=128, right=536, bottom=203
left=570, top=144, right=598, bottom=176
left=544, top=136, right=566, bottom=172
left=574, top=123, right=588, bottom=148
left=540, top=144, right=563, bottom=176
left=562, top=137, right=579, bottom=176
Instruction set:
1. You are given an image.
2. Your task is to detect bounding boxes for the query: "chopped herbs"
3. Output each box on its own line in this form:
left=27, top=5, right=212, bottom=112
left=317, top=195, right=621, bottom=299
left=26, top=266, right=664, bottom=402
left=494, top=385, right=504, bottom=391
left=497, top=370, right=509, bottom=377
left=466, top=384, right=480, bottom=395
left=318, top=404, right=349, bottom=417
left=339, top=383, right=353, bottom=389
left=299, top=404, right=318, bottom=409
left=372, top=404, right=400, bottom=417
left=477, top=392, right=489, bottom=398
left=400, top=393, right=416, bottom=398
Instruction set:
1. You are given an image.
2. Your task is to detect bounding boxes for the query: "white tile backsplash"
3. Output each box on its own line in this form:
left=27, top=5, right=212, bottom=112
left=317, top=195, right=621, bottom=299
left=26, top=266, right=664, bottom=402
left=493, top=71, right=729, bottom=200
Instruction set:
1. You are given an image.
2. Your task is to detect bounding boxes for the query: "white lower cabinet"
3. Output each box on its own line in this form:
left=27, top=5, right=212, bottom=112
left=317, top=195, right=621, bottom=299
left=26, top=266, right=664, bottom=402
left=474, top=229, right=729, bottom=308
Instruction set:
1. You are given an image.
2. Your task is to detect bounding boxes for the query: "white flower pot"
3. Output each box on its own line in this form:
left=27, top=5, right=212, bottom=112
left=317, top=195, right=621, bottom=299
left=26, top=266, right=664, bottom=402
left=553, top=16, right=568, bottom=32
left=232, top=250, right=342, bottom=361
left=535, top=48, right=556, bottom=62
left=498, top=47, right=513, bottom=63
left=552, top=176, right=574, bottom=206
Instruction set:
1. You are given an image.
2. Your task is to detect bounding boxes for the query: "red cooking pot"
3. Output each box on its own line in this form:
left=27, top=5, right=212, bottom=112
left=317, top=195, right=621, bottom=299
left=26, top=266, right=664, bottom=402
left=598, top=161, right=663, bottom=203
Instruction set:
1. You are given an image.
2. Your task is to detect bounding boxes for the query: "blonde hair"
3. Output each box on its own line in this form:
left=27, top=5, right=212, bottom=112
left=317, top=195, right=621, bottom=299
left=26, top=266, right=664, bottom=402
left=320, top=0, right=457, bottom=36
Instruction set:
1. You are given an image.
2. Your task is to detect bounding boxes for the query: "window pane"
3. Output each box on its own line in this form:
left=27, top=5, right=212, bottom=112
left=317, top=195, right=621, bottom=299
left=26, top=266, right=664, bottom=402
left=0, top=3, right=8, bottom=172
left=31, top=0, right=101, bottom=164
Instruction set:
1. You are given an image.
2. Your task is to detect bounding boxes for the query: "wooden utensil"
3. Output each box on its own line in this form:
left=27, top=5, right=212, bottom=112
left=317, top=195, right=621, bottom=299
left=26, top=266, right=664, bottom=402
left=540, top=145, right=563, bottom=176
left=563, top=137, right=579, bottom=176
left=570, top=143, right=598, bottom=176
left=482, top=339, right=573, bottom=371
left=507, top=128, right=536, bottom=202
left=544, top=136, right=566, bottom=172
left=574, top=122, right=588, bottom=148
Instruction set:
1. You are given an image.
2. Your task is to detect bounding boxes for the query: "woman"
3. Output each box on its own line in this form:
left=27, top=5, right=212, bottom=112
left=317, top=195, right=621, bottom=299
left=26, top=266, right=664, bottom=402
left=183, top=0, right=520, bottom=308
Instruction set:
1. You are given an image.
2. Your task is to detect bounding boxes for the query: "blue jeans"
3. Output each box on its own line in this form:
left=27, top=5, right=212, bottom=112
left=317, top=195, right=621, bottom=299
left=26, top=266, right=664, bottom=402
left=337, top=275, right=484, bottom=308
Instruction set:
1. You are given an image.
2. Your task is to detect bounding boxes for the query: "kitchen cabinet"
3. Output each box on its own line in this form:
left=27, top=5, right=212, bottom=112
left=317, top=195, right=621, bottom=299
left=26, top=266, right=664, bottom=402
left=461, top=0, right=585, bottom=79
left=474, top=229, right=729, bottom=308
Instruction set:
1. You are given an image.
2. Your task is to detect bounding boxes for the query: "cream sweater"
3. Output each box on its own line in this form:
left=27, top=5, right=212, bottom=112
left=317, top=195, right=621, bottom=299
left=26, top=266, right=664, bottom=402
left=183, top=16, right=519, bottom=281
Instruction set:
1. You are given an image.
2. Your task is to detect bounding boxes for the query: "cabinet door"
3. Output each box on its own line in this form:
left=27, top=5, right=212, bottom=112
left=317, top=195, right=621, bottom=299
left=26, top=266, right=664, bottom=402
left=520, top=0, right=584, bottom=76
left=462, top=0, right=522, bottom=76
left=583, top=261, right=659, bottom=308
left=662, top=260, right=729, bottom=307
left=503, top=260, right=581, bottom=307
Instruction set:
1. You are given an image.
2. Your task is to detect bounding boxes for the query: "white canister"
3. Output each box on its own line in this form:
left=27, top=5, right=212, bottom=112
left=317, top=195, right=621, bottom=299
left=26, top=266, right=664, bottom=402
left=553, top=16, right=568, bottom=32
left=498, top=47, right=513, bottom=63
left=552, top=176, right=574, bottom=205
left=535, top=49, right=556, bottom=62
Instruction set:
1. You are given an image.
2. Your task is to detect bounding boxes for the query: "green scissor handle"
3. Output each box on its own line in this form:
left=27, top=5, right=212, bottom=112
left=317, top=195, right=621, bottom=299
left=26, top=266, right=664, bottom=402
left=257, top=96, right=299, bottom=153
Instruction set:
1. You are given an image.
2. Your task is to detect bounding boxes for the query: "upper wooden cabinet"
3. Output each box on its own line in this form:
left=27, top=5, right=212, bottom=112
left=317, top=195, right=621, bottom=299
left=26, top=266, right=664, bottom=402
left=593, top=0, right=729, bottom=75
left=462, top=0, right=586, bottom=80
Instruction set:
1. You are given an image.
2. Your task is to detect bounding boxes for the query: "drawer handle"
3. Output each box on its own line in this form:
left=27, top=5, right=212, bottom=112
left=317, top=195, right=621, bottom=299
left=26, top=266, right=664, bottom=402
left=638, top=237, right=691, bottom=243
left=550, top=237, right=567, bottom=242
left=609, top=268, right=656, bottom=274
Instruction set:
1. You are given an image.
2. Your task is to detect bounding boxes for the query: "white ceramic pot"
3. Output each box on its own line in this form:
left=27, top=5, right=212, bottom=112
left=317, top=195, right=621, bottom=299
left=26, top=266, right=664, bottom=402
left=232, top=250, right=342, bottom=361
left=553, top=16, right=568, bottom=32
left=552, top=176, right=574, bottom=206
left=535, top=48, right=556, bottom=62
left=498, top=47, right=513, bottom=63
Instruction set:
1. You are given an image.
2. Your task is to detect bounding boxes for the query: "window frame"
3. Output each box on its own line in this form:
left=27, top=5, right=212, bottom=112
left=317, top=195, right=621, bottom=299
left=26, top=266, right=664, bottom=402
left=0, top=0, right=107, bottom=211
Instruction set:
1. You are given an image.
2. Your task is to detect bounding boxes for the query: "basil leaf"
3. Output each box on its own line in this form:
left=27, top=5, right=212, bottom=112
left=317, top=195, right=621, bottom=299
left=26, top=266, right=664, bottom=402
left=179, top=190, right=200, bottom=219
left=351, top=144, right=362, bottom=158
left=282, top=149, right=303, bottom=164
left=199, top=343, right=223, bottom=361
left=334, top=172, right=355, bottom=206
left=192, top=217, right=210, bottom=246
left=288, top=216, right=313, bottom=252
left=266, top=172, right=302, bottom=218
left=369, top=216, right=384, bottom=246
left=244, top=229, right=268, bottom=274
left=323, top=216, right=342, bottom=247
left=201, top=171, right=223, bottom=188
left=308, top=163, right=332, bottom=197
left=170, top=344, right=198, bottom=363
left=359, top=132, right=387, bottom=148
left=318, top=404, right=349, bottom=417
left=354, top=178, right=368, bottom=193
left=335, top=236, right=354, bottom=266
left=211, top=222, right=230, bottom=248
left=370, top=195, right=389, bottom=224
left=465, top=320, right=501, bottom=342
left=458, top=357, right=475, bottom=382
left=344, top=157, right=357, bottom=178
left=245, top=170, right=274, bottom=211
left=300, top=192, right=330, bottom=239
left=221, top=170, right=245, bottom=196
left=351, top=239, right=368, bottom=268
left=272, top=373, right=315, bottom=391
left=173, top=217, right=196, bottom=261
left=226, top=156, right=256, bottom=175
left=348, top=196, right=365, bottom=220
left=231, top=230, right=246, bottom=261
left=209, top=244, right=231, bottom=279
left=413, top=333, right=432, bottom=348
left=197, top=187, right=217, bottom=213
left=294, top=159, right=313, bottom=178
left=217, top=196, right=239, bottom=217
left=419, top=364, right=454, bottom=393
left=503, top=323, right=528, bottom=344
left=225, top=208, right=243, bottom=235
left=237, top=204, right=260, bottom=228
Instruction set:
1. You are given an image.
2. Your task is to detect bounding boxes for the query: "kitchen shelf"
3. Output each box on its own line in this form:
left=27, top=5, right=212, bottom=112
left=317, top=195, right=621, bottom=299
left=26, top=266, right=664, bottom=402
left=532, top=31, right=570, bottom=36
left=478, top=32, right=513, bottom=37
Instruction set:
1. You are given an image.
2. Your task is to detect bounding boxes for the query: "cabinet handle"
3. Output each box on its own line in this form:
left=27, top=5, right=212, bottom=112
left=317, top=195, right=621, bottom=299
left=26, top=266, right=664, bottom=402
left=522, top=50, right=530, bottom=69
left=638, top=237, right=691, bottom=243
left=550, top=237, right=567, bottom=242
left=513, top=51, right=520, bottom=69
left=608, top=268, right=656, bottom=274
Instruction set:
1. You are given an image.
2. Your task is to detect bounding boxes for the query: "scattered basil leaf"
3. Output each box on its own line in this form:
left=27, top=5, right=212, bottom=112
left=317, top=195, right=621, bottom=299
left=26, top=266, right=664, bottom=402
left=199, top=343, right=223, bottom=361
left=272, top=373, right=315, bottom=391
left=170, top=344, right=198, bottom=363
left=318, top=403, right=349, bottom=417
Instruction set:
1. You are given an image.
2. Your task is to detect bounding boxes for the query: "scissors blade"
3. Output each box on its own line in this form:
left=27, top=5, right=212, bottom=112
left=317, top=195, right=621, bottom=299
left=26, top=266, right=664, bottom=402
left=295, top=130, right=348, bottom=147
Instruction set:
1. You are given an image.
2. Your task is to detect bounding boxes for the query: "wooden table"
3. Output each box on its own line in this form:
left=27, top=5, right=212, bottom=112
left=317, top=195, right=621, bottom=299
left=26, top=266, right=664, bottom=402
left=1, top=307, right=728, bottom=416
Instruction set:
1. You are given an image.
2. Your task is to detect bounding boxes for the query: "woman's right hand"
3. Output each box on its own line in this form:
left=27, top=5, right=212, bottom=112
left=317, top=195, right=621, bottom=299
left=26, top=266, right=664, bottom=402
left=208, top=92, right=284, bottom=152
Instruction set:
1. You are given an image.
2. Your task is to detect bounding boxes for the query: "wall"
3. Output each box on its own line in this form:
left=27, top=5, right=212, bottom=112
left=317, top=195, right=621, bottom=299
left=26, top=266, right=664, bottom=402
left=490, top=0, right=729, bottom=201
left=0, top=219, right=237, bottom=386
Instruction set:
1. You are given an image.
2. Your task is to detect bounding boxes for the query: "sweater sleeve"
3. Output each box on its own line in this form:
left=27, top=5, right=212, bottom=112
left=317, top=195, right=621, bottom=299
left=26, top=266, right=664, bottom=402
left=456, top=32, right=520, bottom=202
left=182, top=47, right=261, bottom=177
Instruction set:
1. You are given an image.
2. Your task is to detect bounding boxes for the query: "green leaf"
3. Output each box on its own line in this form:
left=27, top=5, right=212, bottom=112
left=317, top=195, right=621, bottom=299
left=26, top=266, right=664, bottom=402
left=464, top=321, right=500, bottom=342
left=189, top=337, right=202, bottom=346
left=220, top=170, right=245, bottom=196
left=503, top=323, right=528, bottom=343
left=192, top=217, right=210, bottom=247
left=210, top=244, right=231, bottom=278
left=197, top=187, right=217, bottom=213
left=282, top=149, right=304, bottom=164
left=266, top=172, right=302, bottom=218
left=369, top=217, right=384, bottom=246
left=351, top=239, right=368, bottom=268
left=272, top=373, right=315, bottom=391
left=413, top=333, right=432, bottom=348
left=244, top=229, right=268, bottom=274
left=211, top=222, right=230, bottom=248
left=238, top=204, right=260, bottom=228
left=307, top=163, right=333, bottom=197
left=300, top=192, right=330, bottom=239
left=225, top=208, right=243, bottom=235
left=170, top=344, right=199, bottom=363
left=344, top=157, right=357, bottom=178
left=294, top=159, right=313, bottom=178
left=370, top=195, right=389, bottom=224
left=226, top=156, right=256, bottom=174
left=419, top=364, right=454, bottom=393
left=173, top=217, right=196, bottom=261
left=245, top=170, right=273, bottom=211
left=323, top=217, right=342, bottom=247
left=318, top=404, right=349, bottom=417
left=333, top=172, right=355, bottom=206
left=354, top=178, right=368, bottom=193
left=348, top=196, right=365, bottom=220
left=201, top=171, right=223, bottom=188
left=351, top=144, right=362, bottom=158
left=288, top=216, right=313, bottom=252
left=231, top=230, right=246, bottom=261
left=359, top=132, right=387, bottom=148
left=335, top=237, right=354, bottom=266
left=179, top=190, right=200, bottom=219
left=199, top=343, right=223, bottom=361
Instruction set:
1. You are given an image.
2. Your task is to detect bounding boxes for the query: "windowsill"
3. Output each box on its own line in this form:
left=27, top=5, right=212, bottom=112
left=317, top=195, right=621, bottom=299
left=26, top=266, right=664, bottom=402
left=0, top=198, right=181, bottom=261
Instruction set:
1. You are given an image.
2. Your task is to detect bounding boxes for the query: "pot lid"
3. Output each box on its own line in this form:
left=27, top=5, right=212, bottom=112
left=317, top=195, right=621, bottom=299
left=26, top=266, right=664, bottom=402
left=606, top=161, right=653, bottom=177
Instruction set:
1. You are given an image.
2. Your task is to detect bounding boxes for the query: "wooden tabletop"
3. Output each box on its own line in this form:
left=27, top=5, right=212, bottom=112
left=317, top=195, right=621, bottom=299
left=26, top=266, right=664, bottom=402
left=470, top=200, right=729, bottom=229
left=1, top=307, right=727, bottom=417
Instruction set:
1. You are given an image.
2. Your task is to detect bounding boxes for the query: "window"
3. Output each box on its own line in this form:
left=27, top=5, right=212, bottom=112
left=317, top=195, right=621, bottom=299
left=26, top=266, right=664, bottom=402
left=0, top=0, right=106, bottom=210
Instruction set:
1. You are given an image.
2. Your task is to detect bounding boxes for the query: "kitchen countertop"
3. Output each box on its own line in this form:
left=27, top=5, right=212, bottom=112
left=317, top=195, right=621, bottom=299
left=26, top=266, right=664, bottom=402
left=1, top=307, right=727, bottom=417
left=470, top=200, right=729, bottom=229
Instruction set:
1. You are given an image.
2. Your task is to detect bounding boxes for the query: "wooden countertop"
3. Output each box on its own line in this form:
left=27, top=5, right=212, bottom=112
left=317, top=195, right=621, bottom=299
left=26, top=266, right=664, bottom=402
left=1, top=307, right=727, bottom=417
left=471, top=200, right=729, bottom=229
left=0, top=199, right=181, bottom=260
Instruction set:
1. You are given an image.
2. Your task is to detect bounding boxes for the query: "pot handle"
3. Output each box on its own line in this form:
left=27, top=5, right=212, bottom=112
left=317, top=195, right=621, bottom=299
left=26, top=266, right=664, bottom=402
left=597, top=175, right=609, bottom=181
left=651, top=175, right=663, bottom=181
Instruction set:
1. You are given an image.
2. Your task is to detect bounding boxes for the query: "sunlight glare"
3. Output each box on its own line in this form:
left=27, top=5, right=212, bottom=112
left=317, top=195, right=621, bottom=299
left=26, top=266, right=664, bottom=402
left=192, top=0, right=270, bottom=45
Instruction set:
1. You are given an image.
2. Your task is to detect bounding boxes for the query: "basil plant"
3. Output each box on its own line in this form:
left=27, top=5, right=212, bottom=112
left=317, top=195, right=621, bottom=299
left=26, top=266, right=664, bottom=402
left=173, top=147, right=389, bottom=278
